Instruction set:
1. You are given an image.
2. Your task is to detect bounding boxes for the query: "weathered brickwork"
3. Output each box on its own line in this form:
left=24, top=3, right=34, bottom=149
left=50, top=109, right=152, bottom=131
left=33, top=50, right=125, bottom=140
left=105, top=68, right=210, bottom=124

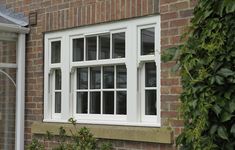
left=0, top=0, right=196, bottom=149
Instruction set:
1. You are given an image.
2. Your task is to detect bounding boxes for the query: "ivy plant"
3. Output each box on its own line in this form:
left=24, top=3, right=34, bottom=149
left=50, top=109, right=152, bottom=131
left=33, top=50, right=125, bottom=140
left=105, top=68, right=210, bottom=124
left=170, top=0, right=235, bottom=149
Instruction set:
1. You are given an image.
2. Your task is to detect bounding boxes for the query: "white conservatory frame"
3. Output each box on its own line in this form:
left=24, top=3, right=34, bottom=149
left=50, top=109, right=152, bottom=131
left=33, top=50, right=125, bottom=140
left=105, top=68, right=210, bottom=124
left=0, top=23, right=29, bottom=150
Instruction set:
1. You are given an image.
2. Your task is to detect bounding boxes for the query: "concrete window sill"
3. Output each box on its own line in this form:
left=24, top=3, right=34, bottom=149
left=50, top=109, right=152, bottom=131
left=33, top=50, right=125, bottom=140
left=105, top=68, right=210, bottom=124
left=31, top=122, right=173, bottom=144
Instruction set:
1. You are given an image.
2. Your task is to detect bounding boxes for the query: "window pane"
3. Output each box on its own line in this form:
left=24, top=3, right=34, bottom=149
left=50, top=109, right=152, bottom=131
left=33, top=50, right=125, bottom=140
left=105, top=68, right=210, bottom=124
left=145, top=90, right=156, bottom=115
left=55, top=92, right=61, bottom=113
left=141, top=28, right=155, bottom=55
left=73, top=38, right=84, bottom=61
left=90, top=92, right=101, bottom=114
left=145, top=62, right=156, bottom=87
left=116, top=91, right=126, bottom=115
left=77, top=92, right=88, bottom=114
left=112, top=32, right=125, bottom=58
left=90, top=67, right=101, bottom=89
left=103, top=91, right=114, bottom=114
left=99, top=34, right=110, bottom=59
left=55, top=69, right=61, bottom=90
left=103, top=66, right=114, bottom=89
left=77, top=68, right=88, bottom=89
left=51, top=41, right=61, bottom=63
left=116, top=65, right=127, bottom=88
left=86, top=37, right=97, bottom=60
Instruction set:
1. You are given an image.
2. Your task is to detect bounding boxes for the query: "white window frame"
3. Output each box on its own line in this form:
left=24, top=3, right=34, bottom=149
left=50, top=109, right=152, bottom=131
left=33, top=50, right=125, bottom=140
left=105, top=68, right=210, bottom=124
left=44, top=15, right=161, bottom=127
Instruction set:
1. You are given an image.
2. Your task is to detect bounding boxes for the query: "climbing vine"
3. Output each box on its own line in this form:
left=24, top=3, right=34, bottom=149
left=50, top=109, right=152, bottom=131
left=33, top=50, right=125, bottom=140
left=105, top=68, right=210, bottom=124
left=173, top=0, right=235, bottom=149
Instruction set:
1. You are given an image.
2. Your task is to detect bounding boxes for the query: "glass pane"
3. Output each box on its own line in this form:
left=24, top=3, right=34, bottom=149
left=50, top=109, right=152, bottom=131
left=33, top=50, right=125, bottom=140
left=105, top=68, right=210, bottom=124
left=103, top=66, right=114, bottom=89
left=55, top=92, right=61, bottom=113
left=99, top=34, right=110, bottom=59
left=73, top=38, right=84, bottom=61
left=86, top=37, right=97, bottom=60
left=0, top=40, right=16, bottom=63
left=77, top=92, right=88, bottom=114
left=103, top=91, right=114, bottom=114
left=116, top=91, right=126, bottom=115
left=145, top=90, right=156, bottom=115
left=77, top=68, right=88, bottom=89
left=55, top=69, right=61, bottom=90
left=145, top=62, right=156, bottom=87
left=141, top=28, right=155, bottom=55
left=116, top=65, right=127, bottom=88
left=51, top=41, right=61, bottom=63
left=112, top=32, right=125, bottom=58
left=90, top=92, right=101, bottom=114
left=0, top=68, right=16, bottom=149
left=90, top=67, right=101, bottom=89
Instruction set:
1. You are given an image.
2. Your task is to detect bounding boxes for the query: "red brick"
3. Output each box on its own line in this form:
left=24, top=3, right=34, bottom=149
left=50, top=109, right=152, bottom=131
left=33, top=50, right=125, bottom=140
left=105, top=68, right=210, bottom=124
left=171, top=119, right=184, bottom=127
left=137, top=0, right=141, bottom=16
left=131, top=0, right=136, bottom=17
left=142, top=0, right=148, bottom=15
left=161, top=111, right=178, bottom=118
left=161, top=78, right=180, bottom=86
left=161, top=95, right=180, bottom=102
left=170, top=18, right=189, bottom=27
left=161, top=12, right=178, bottom=21
left=160, top=5, right=169, bottom=13
left=170, top=86, right=182, bottom=94
left=101, top=1, right=106, bottom=22
left=180, top=9, right=193, bottom=18
left=105, top=0, right=111, bottom=21
left=170, top=1, right=189, bottom=11
left=160, top=0, right=177, bottom=5
left=161, top=28, right=179, bottom=36
left=126, top=0, right=131, bottom=18
left=170, top=103, right=181, bottom=111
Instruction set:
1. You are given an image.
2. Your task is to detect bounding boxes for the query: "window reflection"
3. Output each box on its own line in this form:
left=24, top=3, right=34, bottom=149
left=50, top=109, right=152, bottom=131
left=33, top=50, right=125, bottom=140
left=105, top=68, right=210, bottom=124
left=99, top=34, right=110, bottom=59
left=77, top=68, right=88, bottom=89
left=73, top=38, right=84, bottom=61
left=90, top=92, right=101, bottom=114
left=86, top=37, right=97, bottom=60
left=112, top=33, right=125, bottom=58
left=90, top=67, right=101, bottom=89
left=51, top=41, right=61, bottom=63
left=116, top=65, right=127, bottom=88
left=103, top=66, right=114, bottom=89
left=141, top=28, right=155, bottom=55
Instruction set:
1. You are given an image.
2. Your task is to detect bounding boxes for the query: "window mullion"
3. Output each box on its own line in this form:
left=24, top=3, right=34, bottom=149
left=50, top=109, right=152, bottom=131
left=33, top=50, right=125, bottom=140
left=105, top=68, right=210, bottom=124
left=88, top=67, right=90, bottom=114
left=114, top=65, right=117, bottom=115
left=61, top=35, right=71, bottom=120
left=101, top=66, right=103, bottom=115
left=126, top=25, right=138, bottom=122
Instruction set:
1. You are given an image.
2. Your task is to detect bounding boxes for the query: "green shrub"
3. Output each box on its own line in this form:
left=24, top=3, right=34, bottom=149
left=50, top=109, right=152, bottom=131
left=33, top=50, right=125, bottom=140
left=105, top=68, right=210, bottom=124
left=27, top=118, right=112, bottom=150
left=173, top=0, right=235, bottom=149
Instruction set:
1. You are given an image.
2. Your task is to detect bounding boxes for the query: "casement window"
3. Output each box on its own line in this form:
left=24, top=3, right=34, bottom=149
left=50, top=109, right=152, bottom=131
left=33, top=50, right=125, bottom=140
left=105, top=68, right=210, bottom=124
left=44, top=15, right=161, bottom=126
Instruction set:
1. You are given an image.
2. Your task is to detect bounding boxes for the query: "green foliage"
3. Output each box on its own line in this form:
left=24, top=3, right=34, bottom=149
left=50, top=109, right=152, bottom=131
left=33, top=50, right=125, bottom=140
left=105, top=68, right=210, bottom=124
left=26, top=138, right=44, bottom=150
left=27, top=118, right=112, bottom=150
left=174, top=0, right=235, bottom=149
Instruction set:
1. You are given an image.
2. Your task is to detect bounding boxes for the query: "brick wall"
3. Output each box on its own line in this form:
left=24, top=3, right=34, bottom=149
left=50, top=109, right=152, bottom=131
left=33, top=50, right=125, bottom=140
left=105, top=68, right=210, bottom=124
left=1, top=0, right=196, bottom=149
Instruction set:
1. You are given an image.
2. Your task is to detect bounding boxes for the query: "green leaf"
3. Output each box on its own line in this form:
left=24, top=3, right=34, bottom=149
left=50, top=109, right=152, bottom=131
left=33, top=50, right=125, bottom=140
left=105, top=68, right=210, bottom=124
left=229, top=101, right=235, bottom=113
left=231, top=124, right=235, bottom=134
left=220, top=112, right=233, bottom=122
left=218, top=126, right=228, bottom=140
left=213, top=105, right=221, bottom=116
left=217, top=68, right=234, bottom=77
left=210, top=124, right=218, bottom=135
left=215, top=75, right=224, bottom=85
